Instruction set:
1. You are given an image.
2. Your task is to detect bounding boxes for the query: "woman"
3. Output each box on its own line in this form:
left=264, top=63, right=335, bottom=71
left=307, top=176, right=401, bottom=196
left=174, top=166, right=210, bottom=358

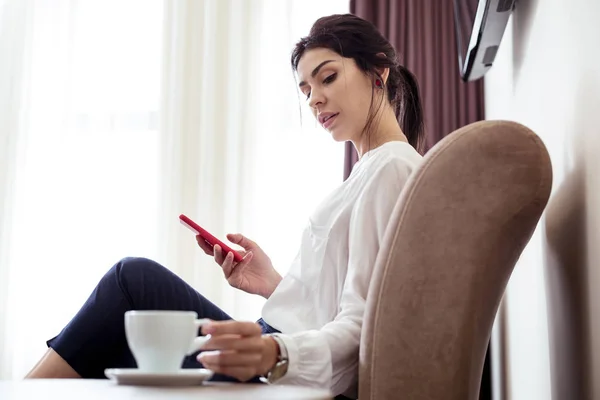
left=26, top=13, right=425, bottom=399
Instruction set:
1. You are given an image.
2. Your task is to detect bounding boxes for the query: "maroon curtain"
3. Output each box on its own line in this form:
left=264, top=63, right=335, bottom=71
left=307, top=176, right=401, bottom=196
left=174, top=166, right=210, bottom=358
left=344, top=0, right=485, bottom=180
left=345, top=1, right=490, bottom=399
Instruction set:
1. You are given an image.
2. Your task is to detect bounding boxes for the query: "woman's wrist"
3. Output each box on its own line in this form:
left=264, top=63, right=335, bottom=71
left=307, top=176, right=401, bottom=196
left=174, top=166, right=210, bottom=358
left=259, top=335, right=280, bottom=376
left=261, top=271, right=283, bottom=299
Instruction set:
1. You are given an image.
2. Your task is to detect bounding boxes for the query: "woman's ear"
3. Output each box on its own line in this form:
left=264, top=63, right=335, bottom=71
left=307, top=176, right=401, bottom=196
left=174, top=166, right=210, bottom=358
left=378, top=67, right=390, bottom=85
left=375, top=52, right=390, bottom=84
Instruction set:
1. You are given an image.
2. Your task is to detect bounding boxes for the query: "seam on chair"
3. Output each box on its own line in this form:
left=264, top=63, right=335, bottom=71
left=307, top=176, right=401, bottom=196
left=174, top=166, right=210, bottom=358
left=492, top=133, right=552, bottom=246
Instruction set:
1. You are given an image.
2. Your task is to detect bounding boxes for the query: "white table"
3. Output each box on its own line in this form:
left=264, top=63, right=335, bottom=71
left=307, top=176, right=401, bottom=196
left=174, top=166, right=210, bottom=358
left=0, top=379, right=333, bottom=399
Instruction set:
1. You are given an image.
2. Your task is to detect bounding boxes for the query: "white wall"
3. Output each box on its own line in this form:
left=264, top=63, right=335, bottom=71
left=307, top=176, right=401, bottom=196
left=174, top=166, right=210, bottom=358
left=484, top=0, right=600, bottom=399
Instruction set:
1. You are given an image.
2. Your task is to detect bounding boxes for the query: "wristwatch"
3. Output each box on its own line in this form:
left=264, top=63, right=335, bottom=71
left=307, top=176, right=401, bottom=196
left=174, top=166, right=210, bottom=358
left=264, top=334, right=289, bottom=384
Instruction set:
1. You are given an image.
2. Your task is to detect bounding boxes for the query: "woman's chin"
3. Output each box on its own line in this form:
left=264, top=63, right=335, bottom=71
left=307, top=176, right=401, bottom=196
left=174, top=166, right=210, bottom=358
left=328, top=128, right=350, bottom=142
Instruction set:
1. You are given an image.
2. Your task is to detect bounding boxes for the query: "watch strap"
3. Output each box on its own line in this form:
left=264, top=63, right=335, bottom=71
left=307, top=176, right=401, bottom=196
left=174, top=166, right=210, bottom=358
left=270, top=334, right=288, bottom=361
left=264, top=334, right=289, bottom=384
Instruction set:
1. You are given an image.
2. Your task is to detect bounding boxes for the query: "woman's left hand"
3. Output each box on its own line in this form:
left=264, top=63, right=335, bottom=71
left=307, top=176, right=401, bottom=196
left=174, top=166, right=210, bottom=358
left=197, top=320, right=279, bottom=382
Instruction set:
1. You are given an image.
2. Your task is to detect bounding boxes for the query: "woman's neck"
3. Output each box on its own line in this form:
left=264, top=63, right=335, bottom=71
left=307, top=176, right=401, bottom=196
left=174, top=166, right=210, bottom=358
left=353, top=106, right=407, bottom=158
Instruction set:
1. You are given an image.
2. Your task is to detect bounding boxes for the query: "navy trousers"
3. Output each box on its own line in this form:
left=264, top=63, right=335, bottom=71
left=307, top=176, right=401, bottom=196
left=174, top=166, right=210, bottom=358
left=47, top=257, right=279, bottom=381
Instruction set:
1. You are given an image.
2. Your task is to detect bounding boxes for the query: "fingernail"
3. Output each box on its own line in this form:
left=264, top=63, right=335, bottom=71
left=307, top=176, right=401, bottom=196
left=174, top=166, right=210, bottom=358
left=198, top=350, right=219, bottom=360
left=202, top=324, right=215, bottom=334
left=198, top=335, right=211, bottom=349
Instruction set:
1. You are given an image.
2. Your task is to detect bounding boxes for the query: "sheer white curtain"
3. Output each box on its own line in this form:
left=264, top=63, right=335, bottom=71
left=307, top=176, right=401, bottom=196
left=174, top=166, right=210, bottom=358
left=0, top=0, right=348, bottom=379
left=0, top=0, right=35, bottom=380
left=157, top=0, right=349, bottom=321
left=0, top=0, right=164, bottom=379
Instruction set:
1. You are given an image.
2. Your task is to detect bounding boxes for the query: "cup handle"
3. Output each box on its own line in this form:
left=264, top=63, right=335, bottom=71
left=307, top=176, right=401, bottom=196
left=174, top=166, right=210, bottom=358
left=195, top=318, right=210, bottom=329
left=188, top=318, right=211, bottom=355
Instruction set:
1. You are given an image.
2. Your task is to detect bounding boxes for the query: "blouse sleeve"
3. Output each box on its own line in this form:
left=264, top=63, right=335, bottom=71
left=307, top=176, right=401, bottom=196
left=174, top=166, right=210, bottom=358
left=272, top=159, right=413, bottom=397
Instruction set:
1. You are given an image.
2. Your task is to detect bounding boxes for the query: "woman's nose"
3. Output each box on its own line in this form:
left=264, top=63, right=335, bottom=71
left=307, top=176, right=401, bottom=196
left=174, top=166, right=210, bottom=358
left=308, top=89, right=325, bottom=109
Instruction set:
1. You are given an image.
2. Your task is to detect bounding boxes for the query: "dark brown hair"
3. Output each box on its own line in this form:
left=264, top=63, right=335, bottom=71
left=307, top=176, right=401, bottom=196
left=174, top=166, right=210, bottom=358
left=291, top=14, right=424, bottom=152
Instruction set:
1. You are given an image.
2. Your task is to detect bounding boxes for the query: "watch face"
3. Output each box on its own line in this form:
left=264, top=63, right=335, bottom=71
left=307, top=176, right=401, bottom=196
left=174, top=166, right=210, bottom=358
left=268, top=360, right=289, bottom=383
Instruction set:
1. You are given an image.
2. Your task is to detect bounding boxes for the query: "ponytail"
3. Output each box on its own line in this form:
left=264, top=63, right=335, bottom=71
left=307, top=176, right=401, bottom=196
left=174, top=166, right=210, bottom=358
left=396, top=65, right=425, bottom=152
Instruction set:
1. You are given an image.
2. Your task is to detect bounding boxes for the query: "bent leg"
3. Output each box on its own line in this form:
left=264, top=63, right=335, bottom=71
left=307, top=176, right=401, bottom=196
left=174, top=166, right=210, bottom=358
left=26, top=348, right=80, bottom=379
left=26, top=257, right=232, bottom=379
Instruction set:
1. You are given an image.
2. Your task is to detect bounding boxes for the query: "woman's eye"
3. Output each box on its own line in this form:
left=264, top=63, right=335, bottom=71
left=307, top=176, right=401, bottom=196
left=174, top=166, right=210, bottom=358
left=323, top=73, right=337, bottom=84
left=303, top=73, right=336, bottom=101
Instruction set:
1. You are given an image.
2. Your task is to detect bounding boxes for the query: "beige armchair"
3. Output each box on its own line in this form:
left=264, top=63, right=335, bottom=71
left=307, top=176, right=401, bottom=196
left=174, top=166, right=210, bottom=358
left=359, top=120, right=553, bottom=400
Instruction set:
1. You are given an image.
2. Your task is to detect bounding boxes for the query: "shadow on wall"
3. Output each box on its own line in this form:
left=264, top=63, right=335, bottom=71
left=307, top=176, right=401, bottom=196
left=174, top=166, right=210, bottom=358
left=543, top=72, right=600, bottom=400
left=511, top=0, right=539, bottom=86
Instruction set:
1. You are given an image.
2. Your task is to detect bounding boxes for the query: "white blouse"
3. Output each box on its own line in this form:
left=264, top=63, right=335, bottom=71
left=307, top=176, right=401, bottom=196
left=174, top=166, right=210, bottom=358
left=261, top=140, right=423, bottom=398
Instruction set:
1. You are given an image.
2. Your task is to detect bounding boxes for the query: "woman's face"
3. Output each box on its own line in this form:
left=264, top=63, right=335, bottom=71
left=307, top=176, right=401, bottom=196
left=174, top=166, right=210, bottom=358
left=297, top=48, right=375, bottom=143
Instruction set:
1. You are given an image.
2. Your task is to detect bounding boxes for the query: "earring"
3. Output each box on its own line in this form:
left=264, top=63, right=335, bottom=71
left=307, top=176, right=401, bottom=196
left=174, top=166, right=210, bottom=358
left=375, top=79, right=383, bottom=88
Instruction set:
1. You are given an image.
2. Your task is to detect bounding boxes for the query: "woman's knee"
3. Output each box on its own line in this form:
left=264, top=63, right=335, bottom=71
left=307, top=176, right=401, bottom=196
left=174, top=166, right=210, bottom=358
left=102, top=257, right=174, bottom=309
left=113, top=257, right=170, bottom=286
left=109, top=257, right=191, bottom=311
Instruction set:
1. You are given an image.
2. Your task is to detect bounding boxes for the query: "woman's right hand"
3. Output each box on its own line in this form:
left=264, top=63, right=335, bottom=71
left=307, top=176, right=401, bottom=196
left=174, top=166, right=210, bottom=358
left=196, top=233, right=282, bottom=299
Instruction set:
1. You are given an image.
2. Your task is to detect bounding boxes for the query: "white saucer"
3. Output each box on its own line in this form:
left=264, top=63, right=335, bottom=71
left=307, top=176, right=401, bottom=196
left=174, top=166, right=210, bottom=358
left=104, top=368, right=214, bottom=386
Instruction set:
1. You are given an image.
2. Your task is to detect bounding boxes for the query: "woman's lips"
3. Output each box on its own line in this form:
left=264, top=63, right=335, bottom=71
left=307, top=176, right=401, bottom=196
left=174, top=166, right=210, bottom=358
left=322, top=113, right=338, bottom=129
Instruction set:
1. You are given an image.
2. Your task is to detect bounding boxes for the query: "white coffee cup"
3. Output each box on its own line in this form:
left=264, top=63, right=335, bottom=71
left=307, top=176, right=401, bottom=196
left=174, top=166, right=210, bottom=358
left=124, top=310, right=210, bottom=373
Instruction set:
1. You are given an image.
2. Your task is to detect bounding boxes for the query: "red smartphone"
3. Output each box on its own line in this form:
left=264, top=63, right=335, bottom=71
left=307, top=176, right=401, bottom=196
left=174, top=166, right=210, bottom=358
left=179, top=214, right=244, bottom=263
